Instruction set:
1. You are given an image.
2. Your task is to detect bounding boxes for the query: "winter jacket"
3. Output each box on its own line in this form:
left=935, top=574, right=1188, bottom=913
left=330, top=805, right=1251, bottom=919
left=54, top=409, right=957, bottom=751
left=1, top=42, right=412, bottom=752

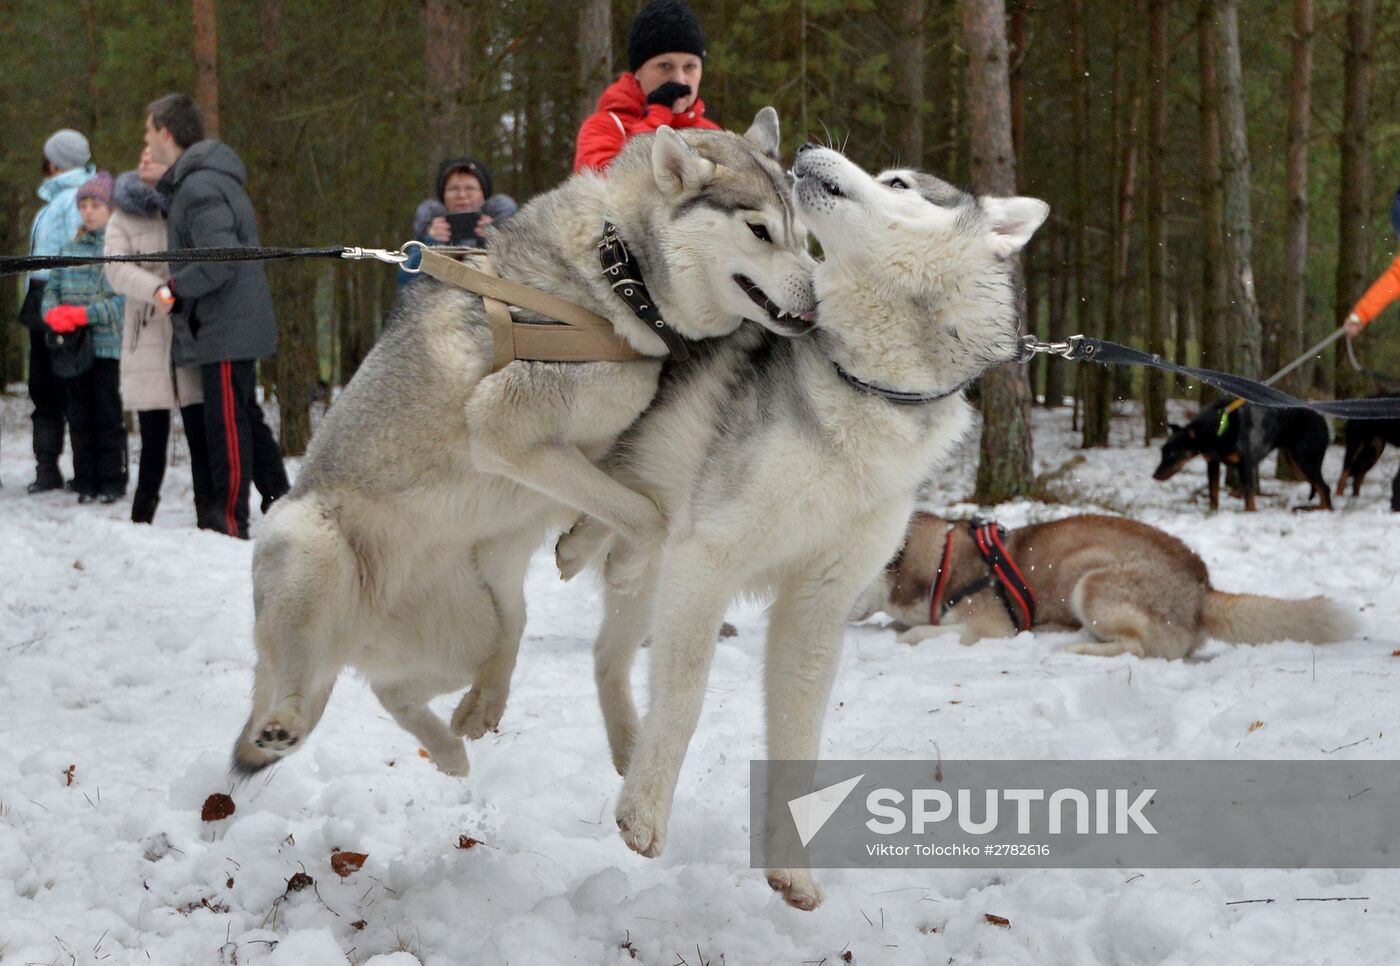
left=396, top=156, right=519, bottom=286
left=1350, top=251, right=1400, bottom=326
left=159, top=140, right=276, bottom=366
left=40, top=228, right=124, bottom=360
left=396, top=194, right=520, bottom=287
left=573, top=73, right=720, bottom=173
left=104, top=172, right=203, bottom=411
left=28, top=163, right=96, bottom=282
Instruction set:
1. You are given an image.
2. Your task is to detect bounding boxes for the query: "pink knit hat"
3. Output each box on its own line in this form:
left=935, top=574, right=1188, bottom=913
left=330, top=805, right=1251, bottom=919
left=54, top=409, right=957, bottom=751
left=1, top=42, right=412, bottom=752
left=76, top=170, right=114, bottom=207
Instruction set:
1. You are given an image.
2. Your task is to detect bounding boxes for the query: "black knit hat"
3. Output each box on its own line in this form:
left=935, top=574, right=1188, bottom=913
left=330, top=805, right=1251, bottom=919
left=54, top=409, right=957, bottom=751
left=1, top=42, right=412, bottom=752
left=435, top=157, right=493, bottom=202
left=627, top=0, right=707, bottom=73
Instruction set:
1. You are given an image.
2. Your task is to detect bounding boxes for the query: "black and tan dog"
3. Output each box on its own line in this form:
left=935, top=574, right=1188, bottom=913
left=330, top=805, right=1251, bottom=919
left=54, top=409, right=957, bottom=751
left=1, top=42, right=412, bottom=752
left=1336, top=395, right=1400, bottom=511
left=1153, top=399, right=1331, bottom=512
left=851, top=512, right=1354, bottom=659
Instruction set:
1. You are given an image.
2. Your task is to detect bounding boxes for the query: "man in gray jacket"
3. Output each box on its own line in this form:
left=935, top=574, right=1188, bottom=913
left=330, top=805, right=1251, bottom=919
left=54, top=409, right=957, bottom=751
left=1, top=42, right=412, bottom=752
left=145, top=93, right=289, bottom=539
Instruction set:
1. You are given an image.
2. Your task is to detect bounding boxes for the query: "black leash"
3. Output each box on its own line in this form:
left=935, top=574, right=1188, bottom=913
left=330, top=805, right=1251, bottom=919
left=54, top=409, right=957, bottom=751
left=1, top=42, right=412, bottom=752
left=1345, top=337, right=1400, bottom=392
left=13, top=241, right=1399, bottom=403
left=1, top=246, right=349, bottom=276
left=1022, top=335, right=1400, bottom=420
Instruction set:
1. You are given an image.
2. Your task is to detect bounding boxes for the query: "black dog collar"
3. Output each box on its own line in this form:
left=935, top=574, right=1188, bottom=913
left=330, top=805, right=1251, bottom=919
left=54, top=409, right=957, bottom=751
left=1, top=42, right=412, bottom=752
left=834, top=364, right=967, bottom=406
left=598, top=221, right=690, bottom=361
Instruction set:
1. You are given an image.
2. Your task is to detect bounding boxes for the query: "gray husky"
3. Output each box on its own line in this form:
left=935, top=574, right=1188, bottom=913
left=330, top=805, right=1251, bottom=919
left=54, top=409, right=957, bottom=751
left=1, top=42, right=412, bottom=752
left=231, top=110, right=816, bottom=778
left=555, top=146, right=1049, bottom=907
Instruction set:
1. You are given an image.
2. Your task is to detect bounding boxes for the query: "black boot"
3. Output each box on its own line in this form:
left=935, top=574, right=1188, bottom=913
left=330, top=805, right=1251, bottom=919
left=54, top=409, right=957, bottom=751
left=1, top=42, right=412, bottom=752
left=27, top=464, right=64, bottom=495
left=195, top=494, right=223, bottom=532
left=131, top=491, right=160, bottom=524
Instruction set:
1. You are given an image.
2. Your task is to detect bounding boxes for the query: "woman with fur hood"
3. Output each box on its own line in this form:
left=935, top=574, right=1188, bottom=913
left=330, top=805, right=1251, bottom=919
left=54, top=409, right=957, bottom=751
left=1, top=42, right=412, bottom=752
left=104, top=148, right=212, bottom=524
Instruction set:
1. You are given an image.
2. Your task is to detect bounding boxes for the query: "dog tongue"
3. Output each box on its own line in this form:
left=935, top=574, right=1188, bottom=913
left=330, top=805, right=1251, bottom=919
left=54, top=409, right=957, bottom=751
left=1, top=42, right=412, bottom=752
left=799, top=311, right=816, bottom=322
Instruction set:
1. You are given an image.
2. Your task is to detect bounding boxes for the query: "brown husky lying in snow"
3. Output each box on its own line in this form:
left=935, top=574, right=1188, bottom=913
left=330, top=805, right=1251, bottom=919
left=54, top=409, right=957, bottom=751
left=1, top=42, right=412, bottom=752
left=851, top=512, right=1356, bottom=659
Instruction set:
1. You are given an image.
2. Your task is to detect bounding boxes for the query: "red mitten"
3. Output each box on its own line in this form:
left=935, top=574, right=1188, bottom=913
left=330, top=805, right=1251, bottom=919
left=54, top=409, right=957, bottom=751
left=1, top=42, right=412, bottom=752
left=44, top=305, right=88, bottom=334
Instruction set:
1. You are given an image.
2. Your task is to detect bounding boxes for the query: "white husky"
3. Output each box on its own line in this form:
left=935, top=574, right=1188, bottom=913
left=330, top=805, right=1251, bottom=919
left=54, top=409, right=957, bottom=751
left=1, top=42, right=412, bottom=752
left=556, top=146, right=1049, bottom=908
left=231, top=111, right=816, bottom=779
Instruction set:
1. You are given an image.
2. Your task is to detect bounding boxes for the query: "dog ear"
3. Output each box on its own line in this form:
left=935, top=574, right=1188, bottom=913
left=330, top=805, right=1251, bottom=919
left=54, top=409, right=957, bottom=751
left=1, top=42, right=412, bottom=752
left=652, top=126, right=716, bottom=197
left=980, top=196, right=1050, bottom=258
left=1168, top=422, right=1183, bottom=434
left=743, top=107, right=782, bottom=162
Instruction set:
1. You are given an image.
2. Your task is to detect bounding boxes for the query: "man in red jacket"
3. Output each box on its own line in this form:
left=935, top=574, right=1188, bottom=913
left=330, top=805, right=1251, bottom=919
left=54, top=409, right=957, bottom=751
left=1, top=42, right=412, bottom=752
left=574, top=0, right=721, bottom=173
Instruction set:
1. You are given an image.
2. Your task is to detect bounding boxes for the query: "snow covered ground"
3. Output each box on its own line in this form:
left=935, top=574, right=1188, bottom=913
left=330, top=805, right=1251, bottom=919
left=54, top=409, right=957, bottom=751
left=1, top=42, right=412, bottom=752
left=1, top=387, right=1398, bottom=966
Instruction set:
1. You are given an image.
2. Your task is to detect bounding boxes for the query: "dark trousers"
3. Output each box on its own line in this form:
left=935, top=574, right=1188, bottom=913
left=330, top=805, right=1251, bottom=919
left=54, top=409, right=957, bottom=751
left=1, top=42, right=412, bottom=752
left=201, top=360, right=289, bottom=538
left=23, top=282, right=67, bottom=482
left=62, top=358, right=127, bottom=497
left=136, top=405, right=214, bottom=506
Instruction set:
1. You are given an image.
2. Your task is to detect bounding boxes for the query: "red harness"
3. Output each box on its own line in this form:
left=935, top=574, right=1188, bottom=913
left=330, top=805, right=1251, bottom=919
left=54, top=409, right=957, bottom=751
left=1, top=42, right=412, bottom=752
left=927, top=519, right=1038, bottom=632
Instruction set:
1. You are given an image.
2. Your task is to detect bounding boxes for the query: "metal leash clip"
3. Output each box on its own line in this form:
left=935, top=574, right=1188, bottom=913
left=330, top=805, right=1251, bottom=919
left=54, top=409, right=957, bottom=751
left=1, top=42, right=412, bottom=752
left=1017, top=334, right=1084, bottom=364
left=341, top=245, right=413, bottom=265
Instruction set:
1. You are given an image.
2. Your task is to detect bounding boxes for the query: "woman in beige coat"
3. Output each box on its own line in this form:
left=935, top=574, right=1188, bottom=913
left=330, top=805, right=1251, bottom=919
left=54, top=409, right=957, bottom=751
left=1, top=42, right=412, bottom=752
left=104, top=148, right=212, bottom=524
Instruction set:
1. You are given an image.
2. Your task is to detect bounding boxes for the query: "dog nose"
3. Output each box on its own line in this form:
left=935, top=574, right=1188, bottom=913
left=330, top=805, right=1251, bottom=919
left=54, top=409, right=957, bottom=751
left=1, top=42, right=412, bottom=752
left=797, top=143, right=817, bottom=154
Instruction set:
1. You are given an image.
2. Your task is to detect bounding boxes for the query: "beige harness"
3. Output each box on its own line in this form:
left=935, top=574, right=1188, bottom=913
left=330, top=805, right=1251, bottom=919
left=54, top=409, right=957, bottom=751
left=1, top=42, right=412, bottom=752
left=414, top=248, right=650, bottom=373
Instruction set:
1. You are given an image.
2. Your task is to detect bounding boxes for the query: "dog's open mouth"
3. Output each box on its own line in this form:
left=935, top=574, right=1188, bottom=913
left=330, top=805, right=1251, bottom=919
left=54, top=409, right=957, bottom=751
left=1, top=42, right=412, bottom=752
left=733, top=274, right=815, bottom=335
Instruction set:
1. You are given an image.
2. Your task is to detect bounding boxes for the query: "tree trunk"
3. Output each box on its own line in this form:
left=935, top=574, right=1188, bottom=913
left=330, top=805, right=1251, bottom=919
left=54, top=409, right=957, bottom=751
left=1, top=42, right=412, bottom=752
left=942, top=4, right=966, bottom=180
left=1071, top=0, right=1101, bottom=446
left=1008, top=0, right=1027, bottom=171
left=1144, top=0, right=1169, bottom=440
left=1334, top=0, right=1373, bottom=399
left=577, top=0, right=612, bottom=128
left=1101, top=3, right=1140, bottom=436
left=963, top=0, right=1034, bottom=503
left=192, top=0, right=220, bottom=138
left=1211, top=0, right=1261, bottom=380
left=423, top=0, right=476, bottom=171
left=892, top=0, right=927, bottom=166
left=1198, top=1, right=1227, bottom=399
left=82, top=0, right=100, bottom=138
left=1281, top=0, right=1313, bottom=396
left=1173, top=249, right=1193, bottom=386
left=341, top=266, right=379, bottom=385
left=1044, top=227, right=1070, bottom=407
left=258, top=0, right=315, bottom=456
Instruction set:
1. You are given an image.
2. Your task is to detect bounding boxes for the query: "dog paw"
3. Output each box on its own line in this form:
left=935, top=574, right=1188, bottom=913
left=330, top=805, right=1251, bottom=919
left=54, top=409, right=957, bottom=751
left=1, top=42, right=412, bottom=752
left=604, top=539, right=659, bottom=596
left=766, top=868, right=823, bottom=911
left=896, top=625, right=938, bottom=646
left=615, top=782, right=668, bottom=858
left=451, top=685, right=505, bottom=740
left=556, top=517, right=612, bottom=581
left=253, top=715, right=302, bottom=752
left=1064, top=640, right=1131, bottom=657
left=428, top=740, right=471, bottom=778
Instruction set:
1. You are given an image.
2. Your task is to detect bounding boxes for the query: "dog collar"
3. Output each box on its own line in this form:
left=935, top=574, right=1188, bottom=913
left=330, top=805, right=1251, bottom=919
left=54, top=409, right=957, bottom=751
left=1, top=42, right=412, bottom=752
left=834, top=365, right=966, bottom=406
left=598, top=221, right=690, bottom=361
left=928, top=519, right=1037, bottom=633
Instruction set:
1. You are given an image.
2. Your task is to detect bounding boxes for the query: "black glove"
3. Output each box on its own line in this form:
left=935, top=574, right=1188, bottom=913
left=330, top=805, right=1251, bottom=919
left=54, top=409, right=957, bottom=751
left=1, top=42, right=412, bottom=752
left=645, top=81, right=691, bottom=108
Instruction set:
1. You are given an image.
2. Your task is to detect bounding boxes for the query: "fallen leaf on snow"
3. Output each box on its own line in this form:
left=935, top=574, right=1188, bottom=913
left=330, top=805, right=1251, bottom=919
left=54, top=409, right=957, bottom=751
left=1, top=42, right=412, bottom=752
left=331, top=850, right=368, bottom=877
left=285, top=871, right=315, bottom=894
left=201, top=793, right=236, bottom=822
